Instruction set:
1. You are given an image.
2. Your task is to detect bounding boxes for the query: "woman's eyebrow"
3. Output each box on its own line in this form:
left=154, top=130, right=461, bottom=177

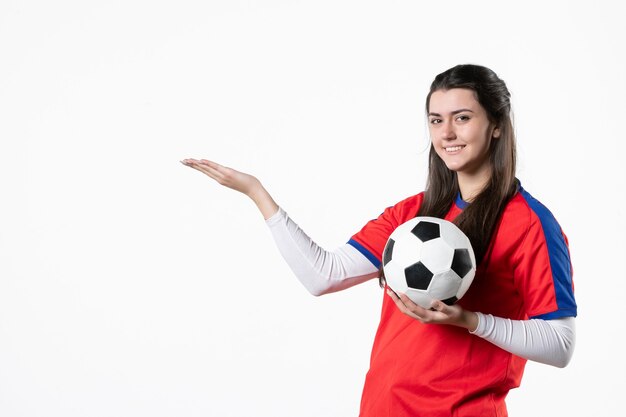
left=428, top=109, right=475, bottom=117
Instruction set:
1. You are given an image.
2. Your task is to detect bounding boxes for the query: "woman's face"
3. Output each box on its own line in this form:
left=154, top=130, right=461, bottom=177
left=427, top=88, right=500, bottom=177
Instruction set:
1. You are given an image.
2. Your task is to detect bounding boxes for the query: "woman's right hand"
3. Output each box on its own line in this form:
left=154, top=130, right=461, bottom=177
left=181, top=158, right=279, bottom=219
left=181, top=159, right=260, bottom=196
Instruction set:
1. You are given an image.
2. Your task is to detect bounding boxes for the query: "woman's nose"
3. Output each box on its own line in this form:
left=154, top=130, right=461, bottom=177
left=440, top=121, right=456, bottom=140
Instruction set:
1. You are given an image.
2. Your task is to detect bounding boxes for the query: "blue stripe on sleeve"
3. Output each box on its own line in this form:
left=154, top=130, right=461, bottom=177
left=532, top=308, right=578, bottom=320
left=520, top=188, right=578, bottom=318
left=347, top=238, right=381, bottom=269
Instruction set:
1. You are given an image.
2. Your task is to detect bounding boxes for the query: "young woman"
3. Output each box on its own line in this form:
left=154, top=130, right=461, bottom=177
left=182, top=64, right=577, bottom=417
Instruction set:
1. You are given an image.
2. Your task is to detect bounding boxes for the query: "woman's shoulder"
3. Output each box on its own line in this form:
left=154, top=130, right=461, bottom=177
left=385, top=191, right=426, bottom=219
left=363, top=192, right=426, bottom=229
left=395, top=191, right=426, bottom=208
left=503, top=185, right=565, bottom=235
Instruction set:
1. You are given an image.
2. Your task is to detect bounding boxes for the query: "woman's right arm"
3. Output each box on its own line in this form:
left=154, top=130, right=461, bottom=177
left=181, top=159, right=379, bottom=295
left=265, top=208, right=379, bottom=295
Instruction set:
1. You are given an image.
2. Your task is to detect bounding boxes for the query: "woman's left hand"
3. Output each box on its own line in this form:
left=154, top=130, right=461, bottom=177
left=386, top=288, right=479, bottom=331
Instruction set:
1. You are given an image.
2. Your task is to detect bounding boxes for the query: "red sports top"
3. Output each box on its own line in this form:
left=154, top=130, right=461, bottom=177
left=347, top=187, right=577, bottom=417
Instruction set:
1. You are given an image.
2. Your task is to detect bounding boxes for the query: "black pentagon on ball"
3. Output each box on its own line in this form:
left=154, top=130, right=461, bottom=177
left=411, top=221, right=440, bottom=242
left=451, top=248, right=473, bottom=278
left=405, top=261, right=433, bottom=290
left=383, top=239, right=395, bottom=267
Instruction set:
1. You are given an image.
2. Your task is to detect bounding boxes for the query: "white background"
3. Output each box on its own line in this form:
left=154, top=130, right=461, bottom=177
left=1, top=1, right=624, bottom=416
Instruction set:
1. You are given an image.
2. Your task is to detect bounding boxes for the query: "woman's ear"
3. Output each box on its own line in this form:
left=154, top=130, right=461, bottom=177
left=492, top=126, right=501, bottom=139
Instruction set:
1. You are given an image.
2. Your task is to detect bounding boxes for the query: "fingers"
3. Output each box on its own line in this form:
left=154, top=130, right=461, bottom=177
left=181, top=158, right=227, bottom=183
left=181, top=158, right=221, bottom=172
left=386, top=289, right=429, bottom=321
left=181, top=158, right=256, bottom=196
left=399, top=293, right=433, bottom=321
left=199, top=159, right=222, bottom=171
left=386, top=289, right=451, bottom=324
left=430, top=299, right=449, bottom=313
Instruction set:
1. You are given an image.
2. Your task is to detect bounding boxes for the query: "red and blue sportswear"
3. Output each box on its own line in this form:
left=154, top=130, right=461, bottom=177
left=348, top=186, right=577, bottom=417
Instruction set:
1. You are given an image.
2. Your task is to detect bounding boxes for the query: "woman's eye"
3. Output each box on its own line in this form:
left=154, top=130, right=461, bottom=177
left=429, top=118, right=442, bottom=124
left=456, top=115, right=470, bottom=122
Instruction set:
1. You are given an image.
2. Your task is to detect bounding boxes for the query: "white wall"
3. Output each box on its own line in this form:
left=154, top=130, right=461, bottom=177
left=1, top=1, right=623, bottom=415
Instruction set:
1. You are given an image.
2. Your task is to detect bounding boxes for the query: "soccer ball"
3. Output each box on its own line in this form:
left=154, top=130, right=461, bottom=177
left=382, top=216, right=476, bottom=309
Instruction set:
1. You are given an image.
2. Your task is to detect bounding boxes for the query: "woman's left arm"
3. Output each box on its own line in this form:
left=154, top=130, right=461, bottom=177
left=471, top=312, right=575, bottom=368
left=387, top=290, right=576, bottom=368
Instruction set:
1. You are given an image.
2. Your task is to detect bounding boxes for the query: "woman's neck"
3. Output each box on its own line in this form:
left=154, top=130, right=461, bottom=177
left=457, top=167, right=492, bottom=203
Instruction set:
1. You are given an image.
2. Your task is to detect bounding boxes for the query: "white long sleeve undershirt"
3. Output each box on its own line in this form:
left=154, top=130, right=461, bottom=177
left=265, top=207, right=576, bottom=367
left=472, top=313, right=575, bottom=367
left=265, top=208, right=379, bottom=296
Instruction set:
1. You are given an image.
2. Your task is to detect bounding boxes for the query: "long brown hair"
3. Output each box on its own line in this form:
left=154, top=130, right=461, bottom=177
left=419, top=64, right=518, bottom=265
